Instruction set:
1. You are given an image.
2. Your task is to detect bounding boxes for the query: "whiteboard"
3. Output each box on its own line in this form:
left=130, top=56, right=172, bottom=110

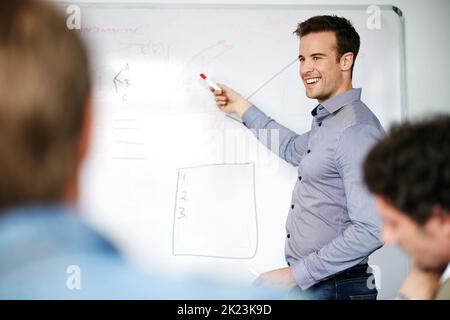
left=73, top=3, right=409, bottom=298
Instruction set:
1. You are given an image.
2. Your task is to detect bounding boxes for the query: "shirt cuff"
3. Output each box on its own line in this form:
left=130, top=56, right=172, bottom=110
left=241, top=105, right=266, bottom=128
left=290, top=259, right=316, bottom=290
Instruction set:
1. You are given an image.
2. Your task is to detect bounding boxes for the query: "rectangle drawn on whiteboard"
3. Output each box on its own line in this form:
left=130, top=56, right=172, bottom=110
left=173, top=163, right=258, bottom=259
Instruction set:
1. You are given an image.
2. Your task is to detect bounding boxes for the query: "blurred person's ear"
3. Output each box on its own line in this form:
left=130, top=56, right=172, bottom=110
left=76, top=99, right=93, bottom=168
left=432, top=205, right=450, bottom=236
left=63, top=99, right=92, bottom=204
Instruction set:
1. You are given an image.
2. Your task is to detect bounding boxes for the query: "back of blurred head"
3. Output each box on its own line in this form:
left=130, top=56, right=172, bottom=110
left=0, top=0, right=91, bottom=212
left=0, top=1, right=282, bottom=300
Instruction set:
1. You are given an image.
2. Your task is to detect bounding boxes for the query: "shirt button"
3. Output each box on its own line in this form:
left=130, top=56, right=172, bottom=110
left=287, top=234, right=290, bottom=239
left=298, top=176, right=302, bottom=181
left=291, top=204, right=294, bottom=209
left=307, top=149, right=311, bottom=154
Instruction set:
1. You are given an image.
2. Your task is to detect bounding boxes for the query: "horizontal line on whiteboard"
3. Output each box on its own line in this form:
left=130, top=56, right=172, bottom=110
left=115, top=141, right=144, bottom=145
left=112, top=157, right=146, bottom=160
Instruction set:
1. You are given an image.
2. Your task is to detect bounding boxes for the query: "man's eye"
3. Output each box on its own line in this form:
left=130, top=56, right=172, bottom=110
left=313, top=56, right=320, bottom=61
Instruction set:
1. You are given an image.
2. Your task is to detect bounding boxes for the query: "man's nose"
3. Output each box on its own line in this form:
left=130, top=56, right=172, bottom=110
left=300, top=60, right=314, bottom=77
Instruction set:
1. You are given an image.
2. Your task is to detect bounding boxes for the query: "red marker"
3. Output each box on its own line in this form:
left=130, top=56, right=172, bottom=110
left=200, top=73, right=222, bottom=92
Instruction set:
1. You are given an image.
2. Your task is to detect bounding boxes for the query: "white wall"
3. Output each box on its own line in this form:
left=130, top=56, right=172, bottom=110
left=55, top=0, right=450, bottom=119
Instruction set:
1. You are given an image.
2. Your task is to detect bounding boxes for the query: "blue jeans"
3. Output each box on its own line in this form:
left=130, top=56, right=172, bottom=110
left=289, top=264, right=378, bottom=300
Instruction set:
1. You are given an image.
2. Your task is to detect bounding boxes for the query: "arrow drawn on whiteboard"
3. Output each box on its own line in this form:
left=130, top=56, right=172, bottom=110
left=113, top=64, right=131, bottom=100
left=246, top=57, right=299, bottom=100
left=185, top=40, right=233, bottom=69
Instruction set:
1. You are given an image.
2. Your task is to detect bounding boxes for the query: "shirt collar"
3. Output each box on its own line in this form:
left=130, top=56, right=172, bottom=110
left=311, top=88, right=362, bottom=118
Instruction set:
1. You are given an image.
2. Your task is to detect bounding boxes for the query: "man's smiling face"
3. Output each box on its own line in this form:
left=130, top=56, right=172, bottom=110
left=299, top=31, right=345, bottom=104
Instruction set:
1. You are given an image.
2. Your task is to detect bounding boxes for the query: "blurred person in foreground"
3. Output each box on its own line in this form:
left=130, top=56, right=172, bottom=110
left=363, top=115, right=450, bottom=300
left=0, top=0, right=278, bottom=300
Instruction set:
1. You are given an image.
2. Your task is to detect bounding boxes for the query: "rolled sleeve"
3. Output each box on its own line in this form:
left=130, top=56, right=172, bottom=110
left=290, top=259, right=315, bottom=290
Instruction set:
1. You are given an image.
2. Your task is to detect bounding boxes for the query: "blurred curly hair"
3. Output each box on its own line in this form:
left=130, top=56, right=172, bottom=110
left=363, top=115, right=450, bottom=225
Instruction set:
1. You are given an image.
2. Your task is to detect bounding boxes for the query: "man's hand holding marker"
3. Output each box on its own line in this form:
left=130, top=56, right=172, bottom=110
left=200, top=73, right=252, bottom=118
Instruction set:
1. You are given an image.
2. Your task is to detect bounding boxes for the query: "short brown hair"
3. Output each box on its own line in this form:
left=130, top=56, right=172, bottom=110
left=294, top=15, right=360, bottom=77
left=0, top=0, right=91, bottom=211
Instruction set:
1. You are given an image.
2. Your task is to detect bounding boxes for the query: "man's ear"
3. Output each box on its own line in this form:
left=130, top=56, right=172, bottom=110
left=376, top=195, right=394, bottom=209
left=433, top=205, right=450, bottom=236
left=76, top=98, right=92, bottom=167
left=63, top=99, right=92, bottom=204
left=340, top=52, right=354, bottom=73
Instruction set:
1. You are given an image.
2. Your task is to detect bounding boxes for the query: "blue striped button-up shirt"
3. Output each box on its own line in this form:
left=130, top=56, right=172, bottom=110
left=242, top=88, right=384, bottom=290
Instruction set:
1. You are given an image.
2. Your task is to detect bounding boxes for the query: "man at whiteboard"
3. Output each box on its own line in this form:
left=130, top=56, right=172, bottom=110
left=210, top=15, right=384, bottom=300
